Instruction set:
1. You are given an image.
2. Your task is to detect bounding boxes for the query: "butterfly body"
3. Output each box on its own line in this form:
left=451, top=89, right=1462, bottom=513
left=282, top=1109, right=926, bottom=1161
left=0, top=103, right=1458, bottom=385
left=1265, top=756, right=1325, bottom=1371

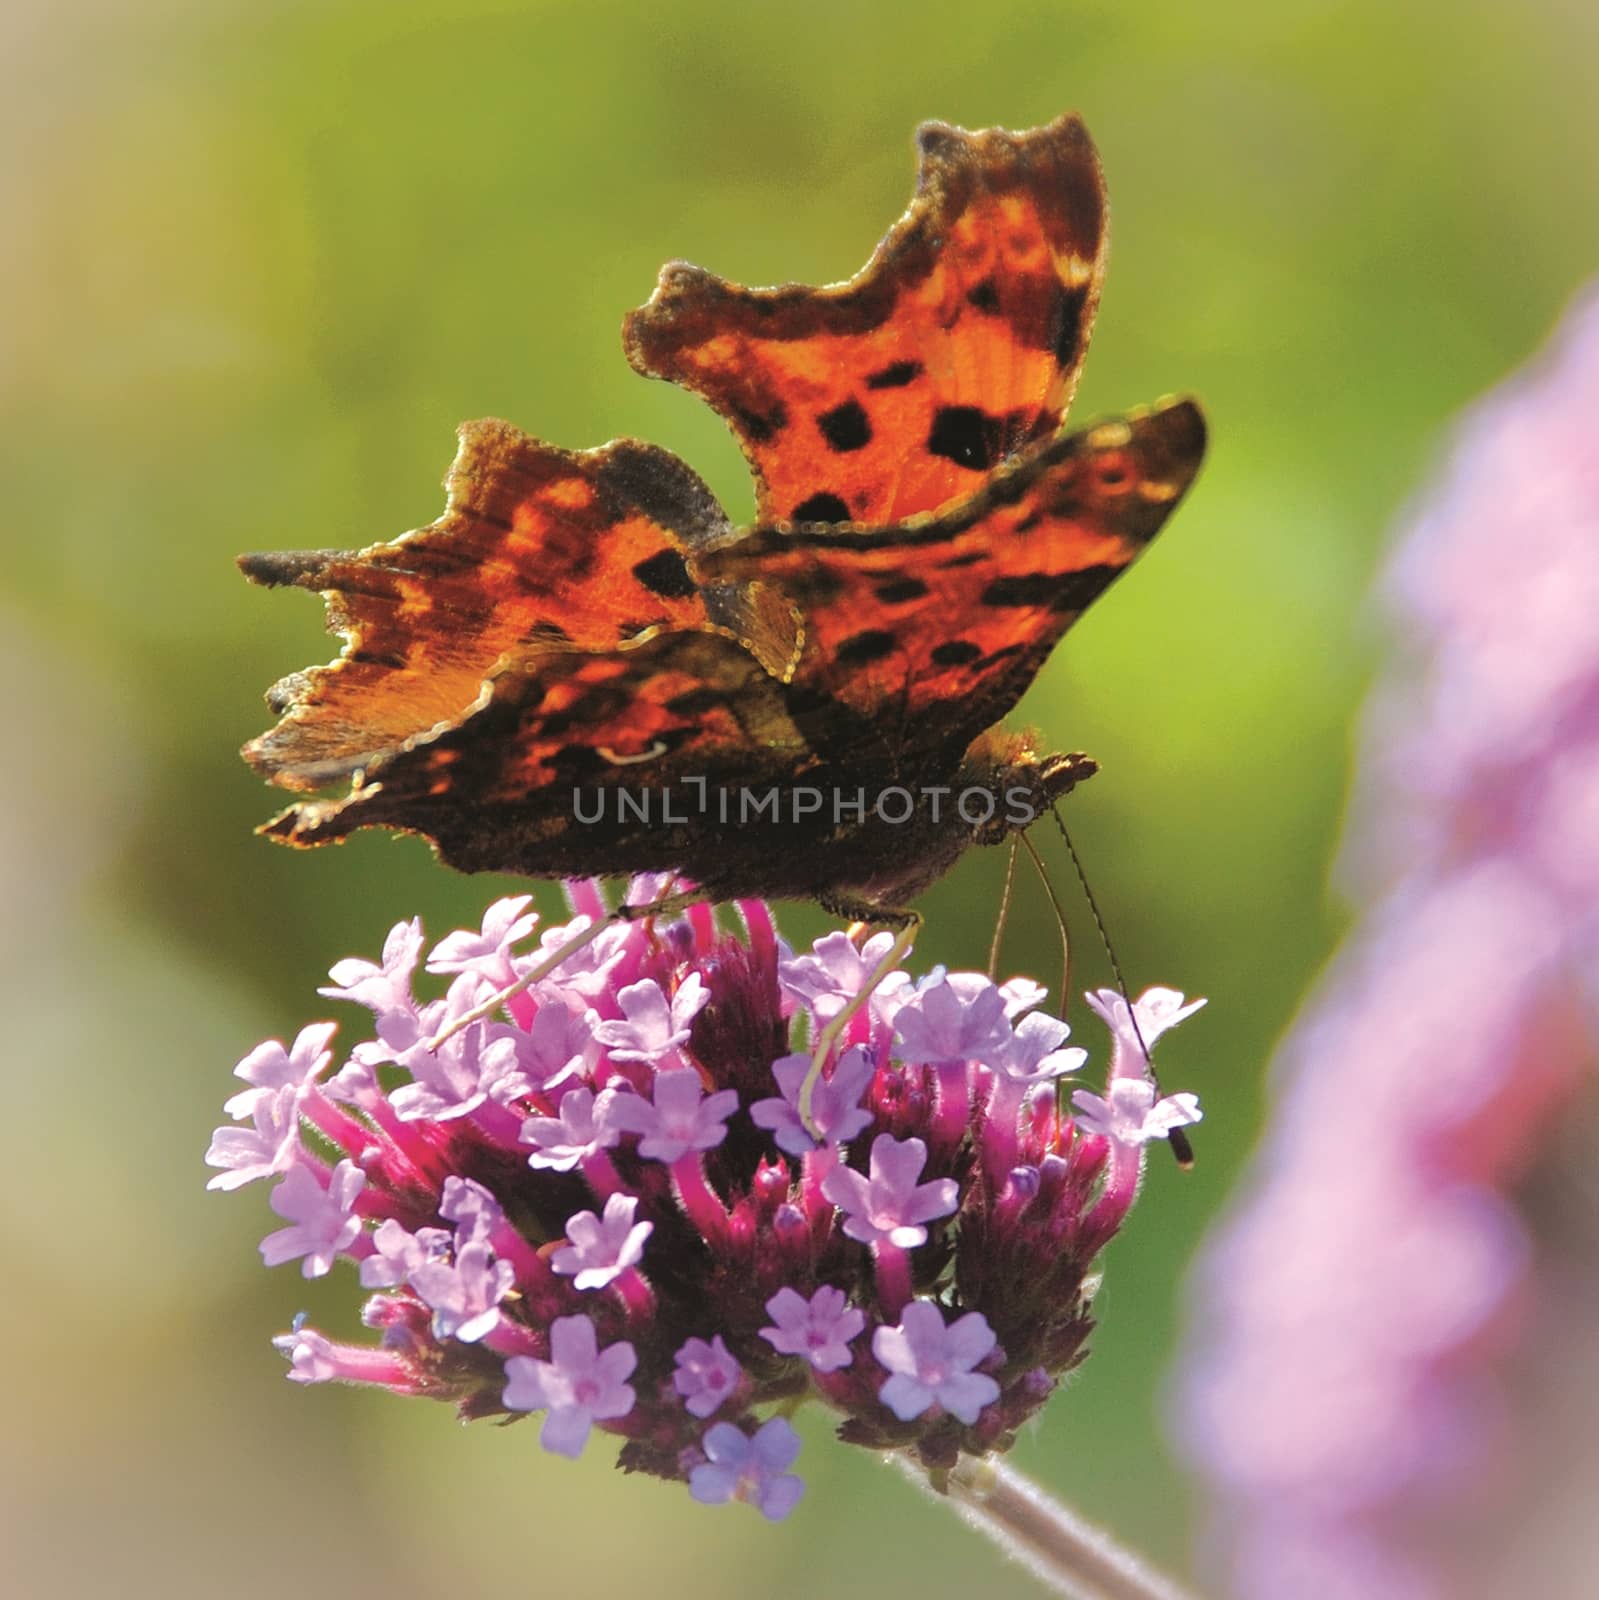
left=242, top=115, right=1205, bottom=919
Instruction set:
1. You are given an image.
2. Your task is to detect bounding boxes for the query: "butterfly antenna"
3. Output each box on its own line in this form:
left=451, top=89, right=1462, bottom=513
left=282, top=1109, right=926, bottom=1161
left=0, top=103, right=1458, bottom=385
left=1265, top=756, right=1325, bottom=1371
left=1048, top=801, right=1194, bottom=1169
left=987, top=835, right=1021, bottom=980
left=1018, top=829, right=1072, bottom=1008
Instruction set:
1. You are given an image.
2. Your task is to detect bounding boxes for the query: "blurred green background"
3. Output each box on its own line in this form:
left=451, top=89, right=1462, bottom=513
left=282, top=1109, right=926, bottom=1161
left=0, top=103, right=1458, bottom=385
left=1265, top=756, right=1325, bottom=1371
left=5, top=0, right=1597, bottom=1594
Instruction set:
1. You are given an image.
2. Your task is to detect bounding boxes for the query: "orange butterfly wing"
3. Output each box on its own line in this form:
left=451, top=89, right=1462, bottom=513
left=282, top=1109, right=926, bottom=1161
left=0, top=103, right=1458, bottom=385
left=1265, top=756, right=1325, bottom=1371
left=262, top=628, right=811, bottom=874
left=624, top=114, right=1105, bottom=527
left=240, top=419, right=783, bottom=791
left=696, top=400, right=1206, bottom=765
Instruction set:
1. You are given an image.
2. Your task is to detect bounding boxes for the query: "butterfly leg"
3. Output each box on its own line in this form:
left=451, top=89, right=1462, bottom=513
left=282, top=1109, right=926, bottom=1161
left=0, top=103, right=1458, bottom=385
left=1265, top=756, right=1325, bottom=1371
left=797, top=902, right=923, bottom=1137
left=423, top=885, right=703, bottom=1052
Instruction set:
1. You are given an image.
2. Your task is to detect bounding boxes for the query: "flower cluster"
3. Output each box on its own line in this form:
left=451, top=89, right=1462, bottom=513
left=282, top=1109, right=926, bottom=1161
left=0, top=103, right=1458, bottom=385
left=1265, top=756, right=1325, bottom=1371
left=1178, top=290, right=1599, bottom=1596
left=209, top=881, right=1202, bottom=1519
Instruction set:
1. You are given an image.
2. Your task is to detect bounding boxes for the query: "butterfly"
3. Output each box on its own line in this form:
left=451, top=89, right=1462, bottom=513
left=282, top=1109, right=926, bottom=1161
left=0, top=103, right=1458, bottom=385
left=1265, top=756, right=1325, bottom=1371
left=242, top=113, right=1204, bottom=953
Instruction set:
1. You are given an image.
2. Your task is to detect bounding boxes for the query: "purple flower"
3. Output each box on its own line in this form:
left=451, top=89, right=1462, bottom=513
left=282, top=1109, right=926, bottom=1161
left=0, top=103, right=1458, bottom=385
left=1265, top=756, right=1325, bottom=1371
left=228, top=1020, right=338, bottom=1097
left=259, top=1159, right=365, bottom=1278
left=359, top=1218, right=449, bottom=1289
left=607, top=1066, right=738, bottom=1163
left=874, top=1300, right=1001, bottom=1424
left=439, top=1175, right=504, bottom=1240
left=1071, top=1080, right=1203, bottom=1146
left=999, top=1011, right=1086, bottom=1084
left=689, top=1418, right=805, bottom=1521
left=551, top=1194, right=653, bottom=1290
left=1178, top=293, right=1599, bottom=1599
left=1084, top=986, right=1207, bottom=1076
left=273, top=1322, right=337, bottom=1384
left=779, top=929, right=909, bottom=1025
left=593, top=974, right=708, bottom=1063
left=502, top=1315, right=637, bottom=1458
left=520, top=1086, right=622, bottom=1171
left=821, top=1134, right=958, bottom=1248
left=750, top=1046, right=875, bottom=1155
left=205, top=1083, right=302, bottom=1191
left=760, top=1285, right=866, bottom=1373
left=892, top=972, right=1012, bottom=1063
left=386, top=976, right=523, bottom=1121
left=425, top=894, right=537, bottom=985
left=673, top=1335, right=742, bottom=1418
left=410, top=1238, right=516, bottom=1343
left=320, top=917, right=423, bottom=1014
left=215, top=878, right=1198, bottom=1510
left=511, top=998, right=601, bottom=1092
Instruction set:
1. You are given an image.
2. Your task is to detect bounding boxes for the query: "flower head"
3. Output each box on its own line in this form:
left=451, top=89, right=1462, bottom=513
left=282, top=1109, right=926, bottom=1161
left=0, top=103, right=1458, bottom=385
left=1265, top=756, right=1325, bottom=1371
left=211, top=878, right=1203, bottom=1511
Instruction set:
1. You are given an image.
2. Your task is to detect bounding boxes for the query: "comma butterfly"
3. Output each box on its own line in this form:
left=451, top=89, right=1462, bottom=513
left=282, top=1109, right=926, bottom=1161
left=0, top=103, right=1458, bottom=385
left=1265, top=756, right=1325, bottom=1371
left=242, top=114, right=1204, bottom=941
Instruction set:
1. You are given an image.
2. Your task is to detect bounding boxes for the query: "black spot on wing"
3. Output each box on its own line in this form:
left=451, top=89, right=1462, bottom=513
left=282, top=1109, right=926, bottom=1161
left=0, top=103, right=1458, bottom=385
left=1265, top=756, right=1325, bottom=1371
left=979, top=563, right=1124, bottom=611
left=930, top=640, right=982, bottom=667
left=1051, top=284, right=1090, bottom=367
left=791, top=492, right=851, bottom=525
left=872, top=576, right=929, bottom=604
left=817, top=399, right=872, bottom=453
left=631, top=548, right=697, bottom=600
left=733, top=401, right=789, bottom=443
left=866, top=360, right=922, bottom=389
left=937, top=551, right=984, bottom=570
left=835, top=629, right=898, bottom=665
left=966, top=278, right=1000, bottom=314
left=927, top=406, right=1003, bottom=471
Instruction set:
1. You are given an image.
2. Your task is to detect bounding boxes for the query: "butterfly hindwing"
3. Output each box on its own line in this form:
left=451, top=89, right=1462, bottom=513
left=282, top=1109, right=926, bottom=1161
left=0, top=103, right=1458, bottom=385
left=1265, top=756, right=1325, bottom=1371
left=261, top=627, right=812, bottom=875
left=694, top=400, right=1206, bottom=764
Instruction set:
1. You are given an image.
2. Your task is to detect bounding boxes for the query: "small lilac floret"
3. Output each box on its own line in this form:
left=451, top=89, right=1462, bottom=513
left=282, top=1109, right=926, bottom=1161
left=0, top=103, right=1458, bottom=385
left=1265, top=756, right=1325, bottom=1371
left=260, top=1158, right=366, bottom=1278
left=1000, top=1011, right=1087, bottom=1084
left=821, top=1133, right=958, bottom=1248
left=273, top=1319, right=337, bottom=1383
left=998, top=976, right=1048, bottom=1017
left=359, top=1218, right=450, bottom=1289
left=874, top=1300, right=1001, bottom=1424
left=439, top=1175, right=505, bottom=1240
left=750, top=1046, right=875, bottom=1155
left=689, top=1418, right=806, bottom=1520
left=673, top=1334, right=742, bottom=1418
left=1085, top=986, right=1208, bottom=1073
left=778, top=929, right=902, bottom=1023
left=892, top=972, right=1013, bottom=1064
left=502, top=1315, right=637, bottom=1458
left=607, top=1066, right=739, bottom=1163
left=593, top=974, right=709, bottom=1063
left=229, top=1020, right=338, bottom=1096
left=513, top=998, right=601, bottom=1092
left=552, top=1194, right=653, bottom=1290
left=319, top=918, right=423, bottom=1014
left=410, top=1238, right=516, bottom=1343
left=425, top=894, right=537, bottom=985
left=205, top=1083, right=302, bottom=1191
left=387, top=976, right=524, bottom=1121
left=760, top=1285, right=866, bottom=1373
left=521, top=1086, right=622, bottom=1171
left=1071, top=1079, right=1204, bottom=1146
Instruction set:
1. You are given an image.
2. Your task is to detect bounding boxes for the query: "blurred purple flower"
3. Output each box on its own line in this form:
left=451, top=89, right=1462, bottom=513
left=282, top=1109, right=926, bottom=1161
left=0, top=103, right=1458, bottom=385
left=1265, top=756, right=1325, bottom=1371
left=1178, top=290, right=1599, bottom=1599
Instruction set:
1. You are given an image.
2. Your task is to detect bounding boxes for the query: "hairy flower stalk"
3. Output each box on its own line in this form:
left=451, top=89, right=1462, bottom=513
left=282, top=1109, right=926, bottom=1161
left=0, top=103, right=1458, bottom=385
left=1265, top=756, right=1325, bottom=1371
left=209, top=881, right=1202, bottom=1532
